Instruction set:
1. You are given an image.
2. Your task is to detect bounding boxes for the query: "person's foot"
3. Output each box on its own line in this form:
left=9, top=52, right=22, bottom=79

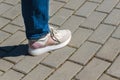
left=28, top=27, right=72, bottom=56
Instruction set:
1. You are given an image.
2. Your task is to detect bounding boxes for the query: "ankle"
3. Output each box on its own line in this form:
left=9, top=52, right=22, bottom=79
left=29, top=34, right=49, bottom=49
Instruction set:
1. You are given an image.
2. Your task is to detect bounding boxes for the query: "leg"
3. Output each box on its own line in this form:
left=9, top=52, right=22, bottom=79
left=21, top=0, right=72, bottom=56
left=21, top=0, right=50, bottom=40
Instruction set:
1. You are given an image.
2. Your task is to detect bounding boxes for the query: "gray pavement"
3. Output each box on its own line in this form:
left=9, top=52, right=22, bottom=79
left=0, top=0, right=120, bottom=80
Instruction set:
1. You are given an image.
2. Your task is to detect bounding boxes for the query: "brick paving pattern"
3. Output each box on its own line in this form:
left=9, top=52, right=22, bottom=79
left=0, top=0, right=120, bottom=80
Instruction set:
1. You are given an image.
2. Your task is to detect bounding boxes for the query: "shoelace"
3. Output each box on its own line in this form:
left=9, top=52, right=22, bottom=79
left=50, top=27, right=61, bottom=43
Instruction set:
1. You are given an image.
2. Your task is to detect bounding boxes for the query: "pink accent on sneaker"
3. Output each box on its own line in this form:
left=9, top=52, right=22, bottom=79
left=28, top=27, right=71, bottom=56
left=31, top=42, right=44, bottom=49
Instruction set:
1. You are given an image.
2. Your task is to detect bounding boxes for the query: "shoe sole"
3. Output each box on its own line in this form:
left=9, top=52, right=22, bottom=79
left=28, top=35, right=71, bottom=56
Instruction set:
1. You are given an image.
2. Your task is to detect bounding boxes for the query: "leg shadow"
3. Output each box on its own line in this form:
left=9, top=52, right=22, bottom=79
left=0, top=44, right=29, bottom=58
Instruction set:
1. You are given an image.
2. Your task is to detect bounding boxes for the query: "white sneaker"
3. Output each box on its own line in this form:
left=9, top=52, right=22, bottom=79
left=28, top=27, right=71, bottom=56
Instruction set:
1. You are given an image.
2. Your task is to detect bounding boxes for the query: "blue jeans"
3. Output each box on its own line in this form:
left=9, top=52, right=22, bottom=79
left=21, top=0, right=50, bottom=40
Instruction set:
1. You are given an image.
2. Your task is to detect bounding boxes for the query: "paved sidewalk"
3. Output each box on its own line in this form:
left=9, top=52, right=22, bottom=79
left=0, top=0, right=120, bottom=80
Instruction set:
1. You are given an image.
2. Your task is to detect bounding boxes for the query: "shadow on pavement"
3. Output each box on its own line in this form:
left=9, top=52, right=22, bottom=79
left=0, top=44, right=29, bottom=58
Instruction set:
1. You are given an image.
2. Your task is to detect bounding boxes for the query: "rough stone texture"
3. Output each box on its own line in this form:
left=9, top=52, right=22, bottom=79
left=96, top=38, right=120, bottom=61
left=0, top=30, right=10, bottom=43
left=81, top=11, right=107, bottom=29
left=98, top=74, right=119, bottom=80
left=41, top=46, right=76, bottom=68
left=0, top=0, right=4, bottom=2
left=22, top=64, right=54, bottom=80
left=64, top=0, right=86, bottom=10
left=0, top=59, right=14, bottom=72
left=0, top=17, right=10, bottom=29
left=89, top=0, right=103, bottom=3
left=96, top=0, right=119, bottom=13
left=0, top=69, right=24, bottom=80
left=0, top=31, right=26, bottom=51
left=69, top=28, right=93, bottom=48
left=112, top=26, right=120, bottom=39
left=50, top=1, right=64, bottom=17
left=13, top=53, right=49, bottom=74
left=0, top=3, right=12, bottom=15
left=104, top=9, right=120, bottom=26
left=0, top=71, right=3, bottom=76
left=76, top=58, right=110, bottom=80
left=88, top=24, right=115, bottom=44
left=75, top=2, right=98, bottom=17
left=55, top=0, right=69, bottom=3
left=2, top=24, right=21, bottom=34
left=116, top=2, right=120, bottom=9
left=2, top=4, right=21, bottom=19
left=47, top=61, right=82, bottom=80
left=3, top=0, right=20, bottom=5
left=49, top=8, right=74, bottom=26
left=11, top=15, right=24, bottom=27
left=0, top=0, right=120, bottom=80
left=69, top=41, right=101, bottom=65
left=107, top=55, right=120, bottom=78
left=61, top=15, right=85, bottom=33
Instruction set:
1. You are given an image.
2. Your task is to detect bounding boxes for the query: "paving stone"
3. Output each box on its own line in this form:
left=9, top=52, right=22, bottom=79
left=75, top=2, right=98, bottom=17
left=0, top=59, right=14, bottom=72
left=0, top=71, right=3, bottom=76
left=69, top=41, right=101, bottom=65
left=47, top=61, right=82, bottom=80
left=3, top=0, right=20, bottom=5
left=4, top=44, right=28, bottom=63
left=0, top=3, right=12, bottom=15
left=1, top=0, right=120, bottom=79
left=88, top=24, right=116, bottom=44
left=0, top=0, right=4, bottom=2
left=55, top=0, right=69, bottom=3
left=71, top=79, right=76, bottom=80
left=0, top=69, right=24, bottom=80
left=64, top=0, right=86, bottom=10
left=0, top=17, right=10, bottom=29
left=96, top=38, right=120, bottom=61
left=89, top=0, right=103, bottom=3
left=69, top=28, right=93, bottom=48
left=116, top=2, right=120, bottom=9
left=50, top=1, right=64, bottom=17
left=49, top=8, right=74, bottom=26
left=22, top=39, right=28, bottom=44
left=41, top=46, right=76, bottom=68
left=22, top=64, right=54, bottom=80
left=0, top=31, right=26, bottom=51
left=98, top=74, right=119, bottom=80
left=104, top=9, right=120, bottom=26
left=11, top=15, right=24, bottom=27
left=13, top=53, right=49, bottom=74
left=72, top=79, right=78, bottom=80
left=76, top=58, right=110, bottom=80
left=96, top=0, right=119, bottom=13
left=112, top=26, right=120, bottom=39
left=107, top=55, right=120, bottom=78
left=2, top=24, right=20, bottom=34
left=60, top=15, right=85, bottom=33
left=2, top=4, right=21, bottom=19
left=0, top=30, right=10, bottom=43
left=81, top=11, right=107, bottom=29
left=19, top=26, right=25, bottom=31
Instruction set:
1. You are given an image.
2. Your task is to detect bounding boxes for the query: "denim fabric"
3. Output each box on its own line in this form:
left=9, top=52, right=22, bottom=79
left=21, top=0, right=50, bottom=40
